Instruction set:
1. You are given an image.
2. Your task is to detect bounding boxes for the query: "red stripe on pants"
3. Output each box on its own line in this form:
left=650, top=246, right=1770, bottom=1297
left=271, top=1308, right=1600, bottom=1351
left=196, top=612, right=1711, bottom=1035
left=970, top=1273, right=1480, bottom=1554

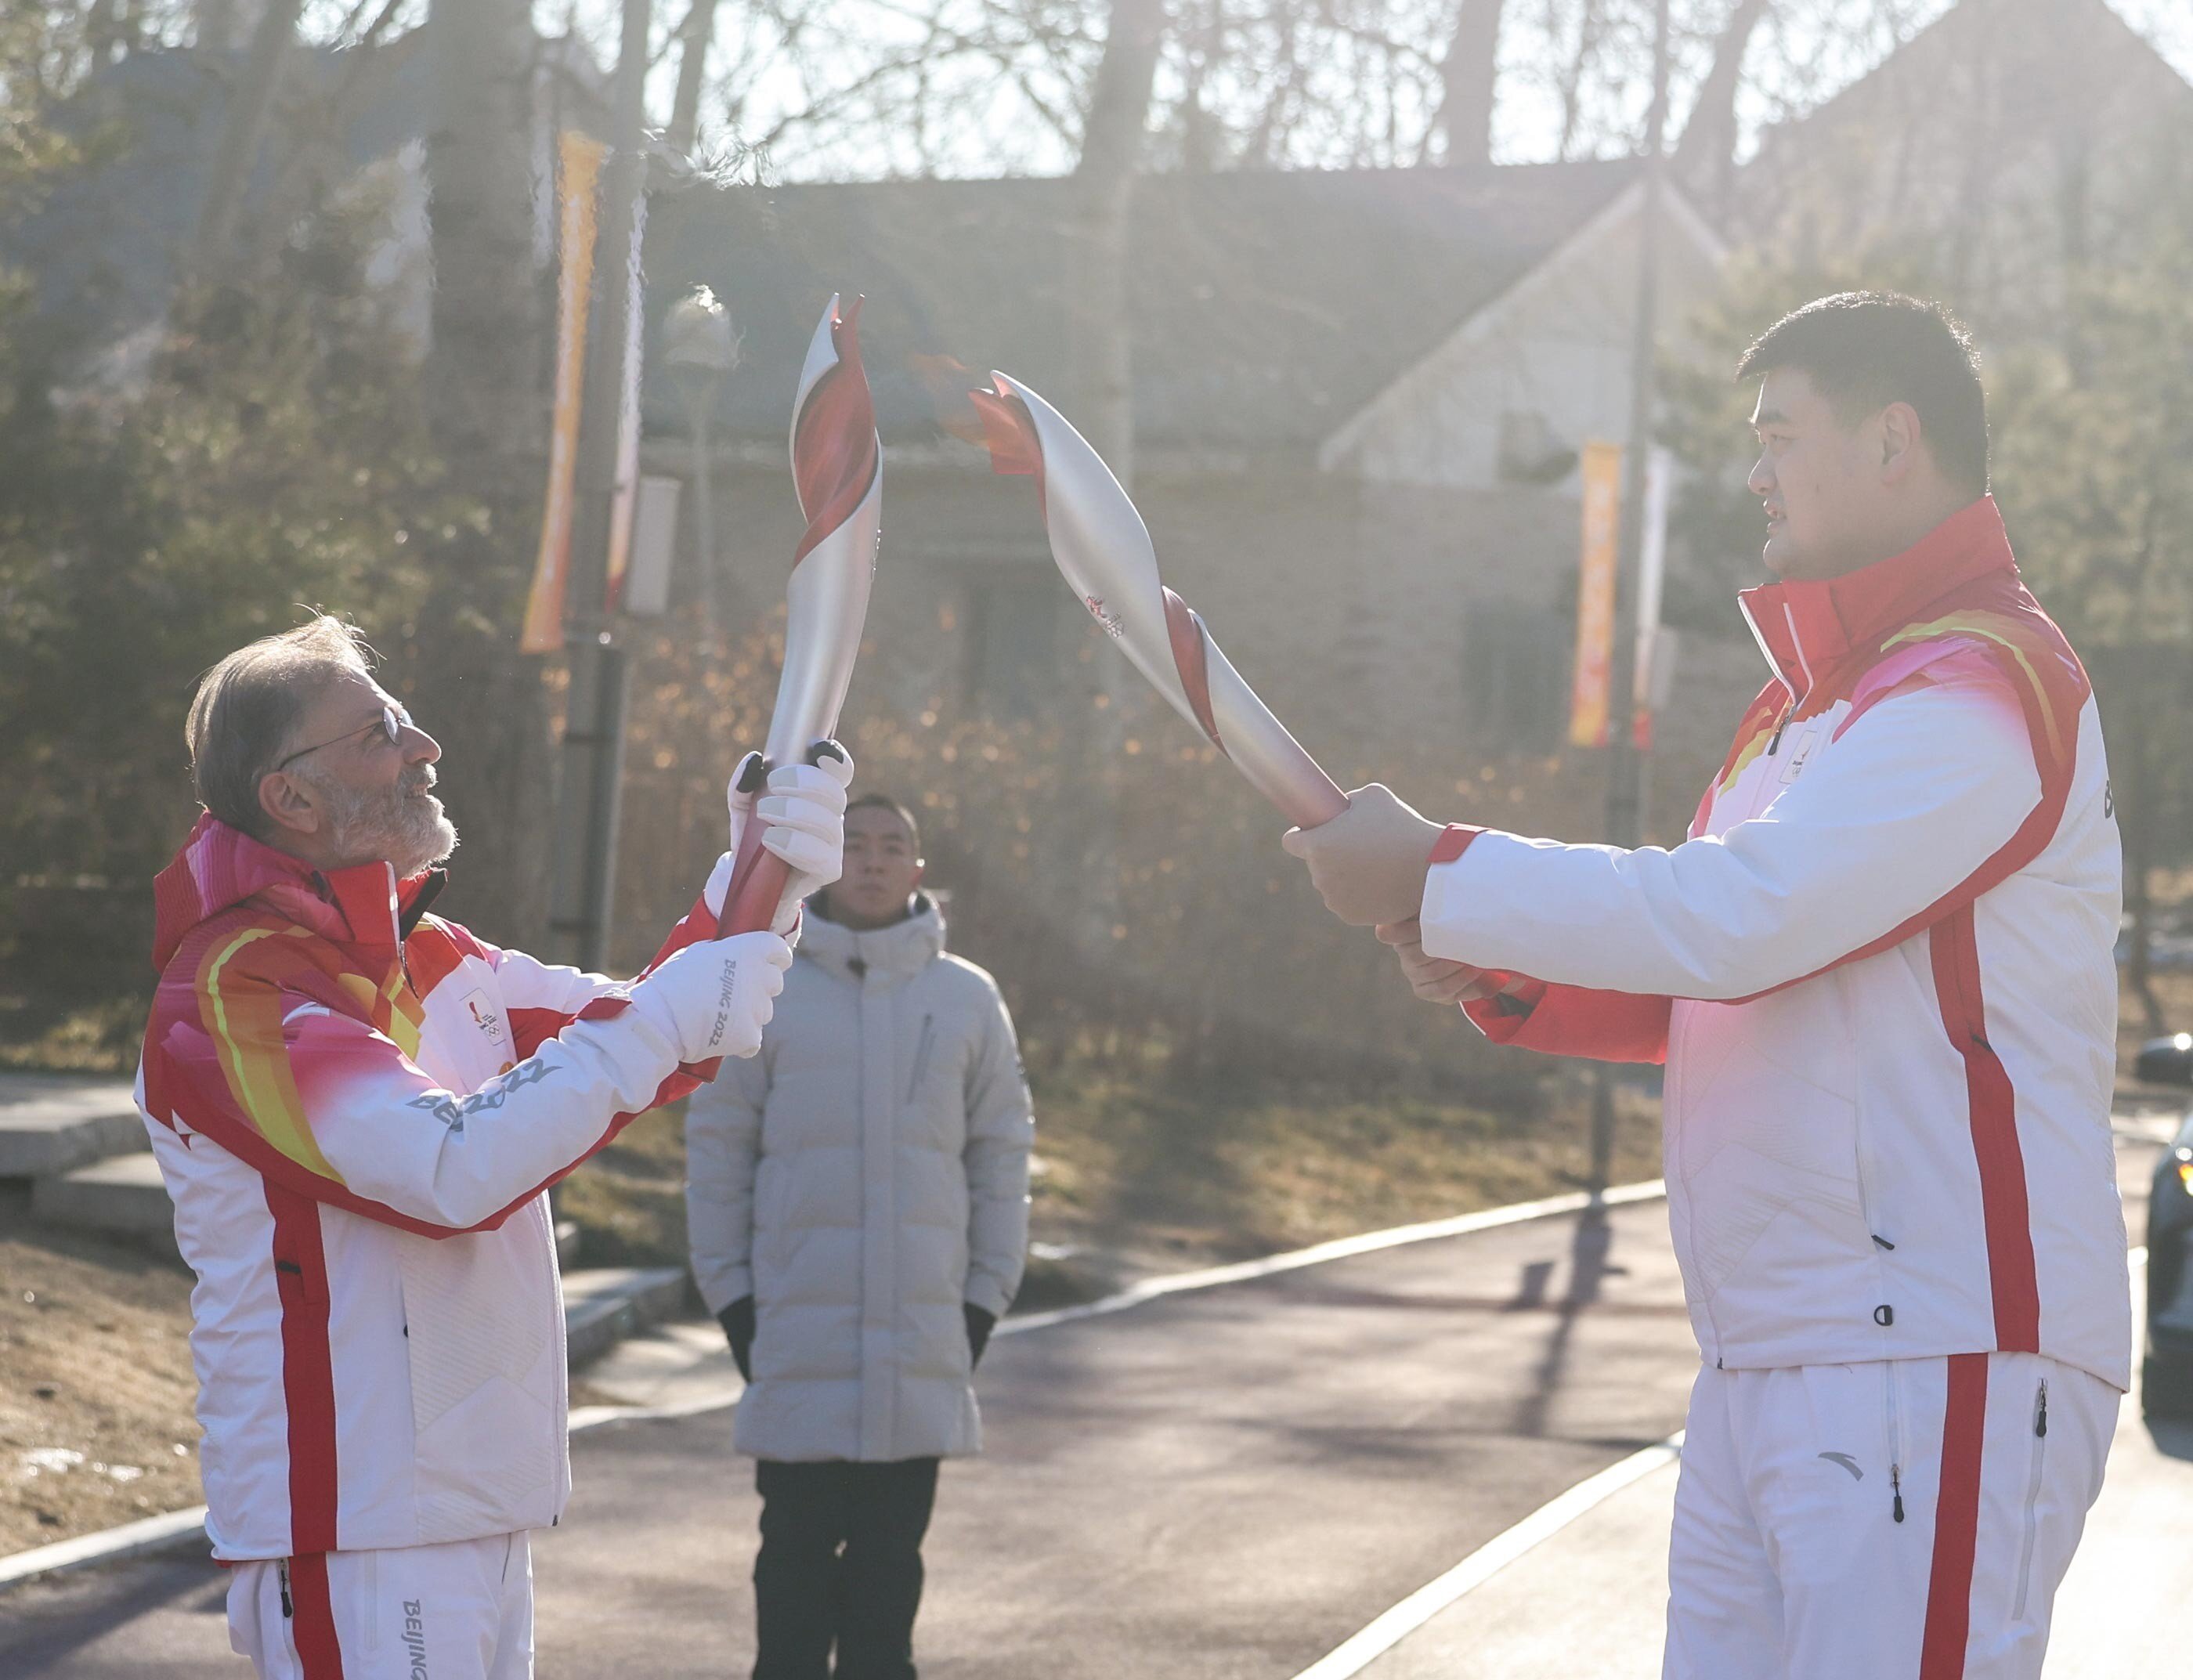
left=264, top=1183, right=341, bottom=1554
left=1929, top=907, right=2041, bottom=1349
left=1919, top=1353, right=1989, bottom=1678
left=287, top=1552, right=346, bottom=1679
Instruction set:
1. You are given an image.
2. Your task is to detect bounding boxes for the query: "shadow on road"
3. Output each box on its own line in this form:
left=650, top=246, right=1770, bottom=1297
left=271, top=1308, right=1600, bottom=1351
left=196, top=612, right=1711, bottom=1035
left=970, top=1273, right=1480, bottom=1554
left=1511, top=1210, right=1618, bottom=1440
left=6, top=1554, right=225, bottom=1677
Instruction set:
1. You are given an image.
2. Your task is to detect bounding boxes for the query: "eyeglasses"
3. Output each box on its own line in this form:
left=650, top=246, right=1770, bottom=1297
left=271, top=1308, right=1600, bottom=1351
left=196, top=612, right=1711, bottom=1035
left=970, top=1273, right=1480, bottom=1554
left=270, top=703, right=411, bottom=774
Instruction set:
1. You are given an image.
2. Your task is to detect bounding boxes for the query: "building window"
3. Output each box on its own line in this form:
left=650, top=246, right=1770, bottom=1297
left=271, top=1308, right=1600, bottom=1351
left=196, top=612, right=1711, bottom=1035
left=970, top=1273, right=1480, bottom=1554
left=1462, top=600, right=1570, bottom=754
left=965, top=571, right=1064, bottom=718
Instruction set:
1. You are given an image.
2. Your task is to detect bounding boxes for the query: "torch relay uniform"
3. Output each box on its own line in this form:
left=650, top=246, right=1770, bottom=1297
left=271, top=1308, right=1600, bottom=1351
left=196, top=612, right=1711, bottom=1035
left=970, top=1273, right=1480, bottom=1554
left=686, top=895, right=1033, bottom=1680
left=1422, top=500, right=2128, bottom=1680
left=136, top=815, right=774, bottom=1680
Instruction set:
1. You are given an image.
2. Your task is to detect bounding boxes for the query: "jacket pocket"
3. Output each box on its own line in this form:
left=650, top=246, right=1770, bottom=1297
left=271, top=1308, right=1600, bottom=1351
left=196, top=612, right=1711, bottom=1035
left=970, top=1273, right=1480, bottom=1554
left=906, top=1014, right=936, bottom=1103
left=2012, top=1376, right=2049, bottom=1620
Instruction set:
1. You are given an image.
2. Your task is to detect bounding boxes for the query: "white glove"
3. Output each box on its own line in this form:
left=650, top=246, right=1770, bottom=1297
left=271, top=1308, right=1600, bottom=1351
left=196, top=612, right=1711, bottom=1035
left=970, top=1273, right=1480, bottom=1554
left=704, top=746, right=855, bottom=934
left=625, top=932, right=793, bottom=1062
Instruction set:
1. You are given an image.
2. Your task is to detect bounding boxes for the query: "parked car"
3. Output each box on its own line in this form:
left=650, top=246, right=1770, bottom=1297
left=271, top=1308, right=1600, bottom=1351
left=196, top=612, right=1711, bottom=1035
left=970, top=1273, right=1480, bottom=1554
left=2133, top=1034, right=2193, bottom=1420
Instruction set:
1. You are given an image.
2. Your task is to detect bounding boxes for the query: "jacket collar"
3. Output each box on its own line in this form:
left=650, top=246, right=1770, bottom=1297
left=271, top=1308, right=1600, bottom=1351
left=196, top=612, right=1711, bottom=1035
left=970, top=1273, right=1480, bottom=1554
left=150, top=813, right=444, bottom=970
left=797, top=894, right=947, bottom=986
left=1736, top=496, right=2016, bottom=697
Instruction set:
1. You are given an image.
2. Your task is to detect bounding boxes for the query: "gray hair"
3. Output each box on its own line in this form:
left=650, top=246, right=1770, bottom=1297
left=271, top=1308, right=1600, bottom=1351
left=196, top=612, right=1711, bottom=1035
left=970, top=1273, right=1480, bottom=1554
left=186, top=616, right=374, bottom=837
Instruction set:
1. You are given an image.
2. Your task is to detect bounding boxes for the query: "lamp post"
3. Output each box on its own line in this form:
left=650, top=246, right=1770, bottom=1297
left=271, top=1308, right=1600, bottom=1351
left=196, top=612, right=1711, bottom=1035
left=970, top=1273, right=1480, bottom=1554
left=663, top=286, right=739, bottom=636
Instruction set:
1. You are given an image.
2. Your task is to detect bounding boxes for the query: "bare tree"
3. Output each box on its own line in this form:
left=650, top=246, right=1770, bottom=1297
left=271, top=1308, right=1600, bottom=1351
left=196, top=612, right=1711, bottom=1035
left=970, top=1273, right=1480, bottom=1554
left=1673, top=0, right=1772, bottom=211
left=1071, top=0, right=1165, bottom=476
left=417, top=0, right=556, bottom=945
left=1440, top=0, right=1508, bottom=164
left=668, top=0, right=719, bottom=154
left=190, top=0, right=304, bottom=276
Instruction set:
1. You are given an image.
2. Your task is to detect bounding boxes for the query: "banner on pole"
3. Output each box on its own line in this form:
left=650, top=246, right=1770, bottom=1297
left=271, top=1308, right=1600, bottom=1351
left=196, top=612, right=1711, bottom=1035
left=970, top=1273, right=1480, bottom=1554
left=1568, top=440, right=1623, bottom=749
left=521, top=130, right=606, bottom=656
left=604, top=193, right=649, bottom=615
left=1631, top=445, right=1673, bottom=750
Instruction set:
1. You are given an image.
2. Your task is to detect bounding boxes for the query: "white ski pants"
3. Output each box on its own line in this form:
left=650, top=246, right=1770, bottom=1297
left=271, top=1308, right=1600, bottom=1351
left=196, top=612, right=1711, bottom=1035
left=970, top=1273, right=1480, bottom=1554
left=1664, top=1354, right=2116, bottom=1680
left=227, top=1530, right=533, bottom=1680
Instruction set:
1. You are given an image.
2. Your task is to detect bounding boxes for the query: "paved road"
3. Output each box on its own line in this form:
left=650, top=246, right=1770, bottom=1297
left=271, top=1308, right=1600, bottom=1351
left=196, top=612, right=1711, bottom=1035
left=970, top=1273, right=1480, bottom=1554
left=5, top=1192, right=1700, bottom=1677
left=3, top=1131, right=2170, bottom=1679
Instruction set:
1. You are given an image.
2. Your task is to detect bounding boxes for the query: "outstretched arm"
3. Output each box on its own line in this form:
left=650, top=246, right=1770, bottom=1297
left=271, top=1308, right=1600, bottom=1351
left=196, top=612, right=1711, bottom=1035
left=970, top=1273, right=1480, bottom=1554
left=148, top=933, right=790, bottom=1237
left=1418, top=671, right=2040, bottom=999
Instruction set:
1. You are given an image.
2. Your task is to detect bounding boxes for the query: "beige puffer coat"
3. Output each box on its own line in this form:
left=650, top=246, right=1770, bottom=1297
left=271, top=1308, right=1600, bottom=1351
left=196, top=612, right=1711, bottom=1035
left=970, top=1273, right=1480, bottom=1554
left=685, top=898, right=1033, bottom=1461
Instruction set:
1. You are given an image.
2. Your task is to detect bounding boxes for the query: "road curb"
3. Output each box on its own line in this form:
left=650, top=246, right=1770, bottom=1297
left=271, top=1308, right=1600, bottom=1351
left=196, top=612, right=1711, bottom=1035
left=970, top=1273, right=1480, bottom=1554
left=999, top=1180, right=1668, bottom=1338
left=1, top=1178, right=1668, bottom=1594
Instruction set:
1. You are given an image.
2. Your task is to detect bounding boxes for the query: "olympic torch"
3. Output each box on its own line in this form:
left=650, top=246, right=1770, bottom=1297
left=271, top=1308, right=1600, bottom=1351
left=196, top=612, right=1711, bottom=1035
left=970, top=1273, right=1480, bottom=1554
left=713, top=294, right=881, bottom=937
left=967, top=373, right=1348, bottom=830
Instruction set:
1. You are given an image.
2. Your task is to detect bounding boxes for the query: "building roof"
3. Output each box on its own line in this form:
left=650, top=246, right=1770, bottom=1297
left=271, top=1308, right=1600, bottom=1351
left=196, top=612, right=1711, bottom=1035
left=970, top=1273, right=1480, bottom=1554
left=645, top=160, right=1643, bottom=451
left=1738, top=0, right=2192, bottom=213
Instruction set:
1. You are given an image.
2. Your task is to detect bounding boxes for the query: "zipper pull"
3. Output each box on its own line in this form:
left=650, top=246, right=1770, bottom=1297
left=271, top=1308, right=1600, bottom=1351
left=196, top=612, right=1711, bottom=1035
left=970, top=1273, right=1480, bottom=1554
left=1891, top=1464, right=1905, bottom=1524
left=278, top=1559, right=293, bottom=1618
left=2036, top=1380, right=2049, bottom=1439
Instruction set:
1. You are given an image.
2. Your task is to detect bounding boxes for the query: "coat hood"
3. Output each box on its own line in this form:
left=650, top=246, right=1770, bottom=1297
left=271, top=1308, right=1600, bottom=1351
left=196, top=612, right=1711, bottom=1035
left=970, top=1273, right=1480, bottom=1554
left=150, top=814, right=443, bottom=970
left=797, top=894, right=947, bottom=985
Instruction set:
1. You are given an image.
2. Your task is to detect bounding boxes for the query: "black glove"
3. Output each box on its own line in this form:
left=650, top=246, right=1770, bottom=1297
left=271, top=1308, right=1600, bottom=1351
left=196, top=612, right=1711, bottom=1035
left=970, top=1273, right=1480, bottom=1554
left=964, top=1303, right=996, bottom=1369
left=718, top=1296, right=756, bottom=1382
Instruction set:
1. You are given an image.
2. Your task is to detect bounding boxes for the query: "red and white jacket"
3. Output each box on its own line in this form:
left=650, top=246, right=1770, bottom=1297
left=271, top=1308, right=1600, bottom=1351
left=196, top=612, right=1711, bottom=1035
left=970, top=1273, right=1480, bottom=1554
left=137, top=818, right=720, bottom=1561
left=1424, top=498, right=2130, bottom=1388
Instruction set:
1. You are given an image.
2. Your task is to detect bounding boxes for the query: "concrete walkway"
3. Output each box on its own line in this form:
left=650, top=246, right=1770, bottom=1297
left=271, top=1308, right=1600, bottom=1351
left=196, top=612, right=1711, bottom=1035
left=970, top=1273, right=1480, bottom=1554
left=1349, top=1372, right=2192, bottom=1679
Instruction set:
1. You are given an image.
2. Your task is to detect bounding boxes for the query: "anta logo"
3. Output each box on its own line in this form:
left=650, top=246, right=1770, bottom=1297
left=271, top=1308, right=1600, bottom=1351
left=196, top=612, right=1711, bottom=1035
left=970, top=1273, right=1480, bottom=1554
left=457, top=988, right=507, bottom=1046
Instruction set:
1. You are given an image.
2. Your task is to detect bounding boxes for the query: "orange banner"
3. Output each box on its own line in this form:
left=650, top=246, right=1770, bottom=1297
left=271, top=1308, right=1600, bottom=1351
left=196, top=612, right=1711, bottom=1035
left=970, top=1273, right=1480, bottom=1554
left=1568, top=440, right=1623, bottom=749
left=604, top=194, right=648, bottom=614
left=521, top=131, right=606, bottom=656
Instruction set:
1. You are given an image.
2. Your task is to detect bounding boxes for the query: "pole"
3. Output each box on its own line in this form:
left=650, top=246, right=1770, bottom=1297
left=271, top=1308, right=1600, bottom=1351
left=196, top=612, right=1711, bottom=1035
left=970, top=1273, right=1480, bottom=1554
left=547, top=0, right=652, bottom=972
left=1587, top=0, right=1673, bottom=1207
left=692, top=403, right=717, bottom=637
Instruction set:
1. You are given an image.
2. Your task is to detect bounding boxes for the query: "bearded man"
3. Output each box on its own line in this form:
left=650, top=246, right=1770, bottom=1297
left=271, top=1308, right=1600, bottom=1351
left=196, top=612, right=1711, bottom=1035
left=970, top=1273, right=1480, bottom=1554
left=137, top=616, right=851, bottom=1680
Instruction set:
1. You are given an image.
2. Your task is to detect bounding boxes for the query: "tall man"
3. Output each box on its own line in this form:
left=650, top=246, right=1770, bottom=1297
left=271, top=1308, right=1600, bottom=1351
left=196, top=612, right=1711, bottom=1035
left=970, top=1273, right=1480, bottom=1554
left=687, top=793, right=1033, bottom=1680
left=139, top=616, right=851, bottom=1679
left=1284, top=294, right=2128, bottom=1679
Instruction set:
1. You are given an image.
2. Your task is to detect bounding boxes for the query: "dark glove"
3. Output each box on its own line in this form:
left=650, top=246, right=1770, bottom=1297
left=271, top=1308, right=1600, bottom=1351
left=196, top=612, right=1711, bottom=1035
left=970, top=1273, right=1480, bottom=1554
left=964, top=1303, right=996, bottom=1369
left=718, top=1296, right=755, bottom=1382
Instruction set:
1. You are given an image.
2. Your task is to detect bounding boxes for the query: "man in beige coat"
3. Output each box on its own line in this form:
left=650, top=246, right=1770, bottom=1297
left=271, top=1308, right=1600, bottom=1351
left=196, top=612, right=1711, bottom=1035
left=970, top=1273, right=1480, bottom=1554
left=685, top=793, right=1032, bottom=1680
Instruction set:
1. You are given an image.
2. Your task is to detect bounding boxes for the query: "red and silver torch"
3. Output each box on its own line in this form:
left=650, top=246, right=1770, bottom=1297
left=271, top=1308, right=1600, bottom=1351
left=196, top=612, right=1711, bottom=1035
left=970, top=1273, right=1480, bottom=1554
left=714, top=294, right=882, bottom=936
left=968, top=373, right=1349, bottom=830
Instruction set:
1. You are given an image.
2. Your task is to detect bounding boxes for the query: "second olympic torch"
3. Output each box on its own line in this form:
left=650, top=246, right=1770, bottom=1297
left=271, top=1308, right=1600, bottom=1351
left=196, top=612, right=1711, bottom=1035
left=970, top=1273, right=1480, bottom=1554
left=714, top=294, right=882, bottom=937
left=968, top=373, right=1349, bottom=831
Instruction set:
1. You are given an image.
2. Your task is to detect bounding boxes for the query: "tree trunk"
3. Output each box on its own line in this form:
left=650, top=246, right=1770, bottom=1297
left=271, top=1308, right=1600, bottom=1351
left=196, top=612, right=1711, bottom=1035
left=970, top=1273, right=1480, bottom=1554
left=1071, top=0, right=1163, bottom=475
left=417, top=0, right=555, bottom=949
left=190, top=0, right=304, bottom=278
left=668, top=0, right=719, bottom=155
left=1440, top=0, right=1508, bottom=168
left=1068, top=0, right=1163, bottom=956
left=1672, top=0, right=1771, bottom=214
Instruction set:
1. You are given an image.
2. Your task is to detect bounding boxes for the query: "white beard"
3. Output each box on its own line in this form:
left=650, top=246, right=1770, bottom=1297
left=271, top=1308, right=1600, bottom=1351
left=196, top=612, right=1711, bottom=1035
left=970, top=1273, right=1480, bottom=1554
left=307, top=765, right=460, bottom=880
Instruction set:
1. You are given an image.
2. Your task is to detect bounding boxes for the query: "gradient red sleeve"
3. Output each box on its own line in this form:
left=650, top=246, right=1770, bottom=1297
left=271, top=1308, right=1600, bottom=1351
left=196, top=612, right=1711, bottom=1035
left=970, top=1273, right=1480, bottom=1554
left=1461, top=981, right=1671, bottom=1065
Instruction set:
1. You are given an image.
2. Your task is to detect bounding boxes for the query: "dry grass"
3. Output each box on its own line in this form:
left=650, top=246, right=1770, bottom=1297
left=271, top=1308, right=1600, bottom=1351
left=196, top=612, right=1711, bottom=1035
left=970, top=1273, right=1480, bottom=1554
left=548, top=1058, right=1663, bottom=1287
left=0, top=1212, right=202, bottom=1555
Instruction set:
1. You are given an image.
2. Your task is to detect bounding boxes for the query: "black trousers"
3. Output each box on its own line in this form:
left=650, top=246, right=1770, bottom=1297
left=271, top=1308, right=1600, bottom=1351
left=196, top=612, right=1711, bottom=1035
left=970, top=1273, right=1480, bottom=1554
left=753, top=1457, right=941, bottom=1680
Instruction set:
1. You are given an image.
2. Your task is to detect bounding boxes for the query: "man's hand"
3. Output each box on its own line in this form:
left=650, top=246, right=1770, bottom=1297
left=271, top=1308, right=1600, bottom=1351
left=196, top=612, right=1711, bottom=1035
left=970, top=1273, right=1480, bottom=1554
left=706, top=745, right=857, bottom=934
left=718, top=1295, right=756, bottom=1382
left=1281, top=784, right=1446, bottom=927
left=627, top=932, right=793, bottom=1062
left=1376, top=918, right=1501, bottom=1005
left=964, top=1302, right=996, bottom=1368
